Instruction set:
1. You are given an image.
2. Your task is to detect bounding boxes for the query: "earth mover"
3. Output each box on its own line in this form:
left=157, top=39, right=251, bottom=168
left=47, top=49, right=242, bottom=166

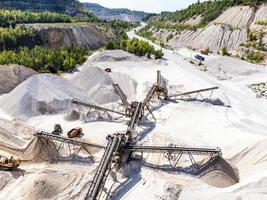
left=0, top=156, right=21, bottom=171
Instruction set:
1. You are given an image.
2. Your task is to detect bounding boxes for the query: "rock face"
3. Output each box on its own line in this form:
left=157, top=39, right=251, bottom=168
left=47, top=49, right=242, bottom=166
left=83, top=3, right=150, bottom=22
left=29, top=23, right=113, bottom=50
left=0, top=65, right=36, bottom=95
left=151, top=5, right=267, bottom=51
left=170, top=24, right=248, bottom=51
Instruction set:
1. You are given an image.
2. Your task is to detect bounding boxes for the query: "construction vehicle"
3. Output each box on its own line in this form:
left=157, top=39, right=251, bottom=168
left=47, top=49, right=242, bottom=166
left=195, top=54, right=205, bottom=61
left=52, top=124, right=63, bottom=135
left=105, top=68, right=112, bottom=73
left=200, top=49, right=209, bottom=55
left=67, top=127, right=83, bottom=138
left=0, top=156, right=21, bottom=171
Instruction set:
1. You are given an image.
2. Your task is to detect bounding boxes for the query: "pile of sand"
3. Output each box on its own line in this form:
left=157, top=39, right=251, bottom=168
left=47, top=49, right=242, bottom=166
left=72, top=67, right=137, bottom=104
left=200, top=157, right=239, bottom=187
left=0, top=119, right=35, bottom=151
left=23, top=137, right=59, bottom=162
left=91, top=50, right=142, bottom=62
left=204, top=57, right=260, bottom=79
left=0, top=64, right=36, bottom=95
left=0, top=74, right=90, bottom=119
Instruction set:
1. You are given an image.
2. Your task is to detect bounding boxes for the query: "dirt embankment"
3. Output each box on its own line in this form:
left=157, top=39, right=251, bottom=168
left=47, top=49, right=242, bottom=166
left=28, top=23, right=115, bottom=50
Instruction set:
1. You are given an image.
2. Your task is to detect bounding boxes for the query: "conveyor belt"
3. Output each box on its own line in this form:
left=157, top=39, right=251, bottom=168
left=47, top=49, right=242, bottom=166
left=113, top=84, right=130, bottom=108
left=143, top=84, right=158, bottom=106
left=127, top=145, right=222, bottom=156
left=86, top=135, right=122, bottom=200
left=169, top=87, right=219, bottom=98
left=36, top=131, right=104, bottom=149
left=72, top=99, right=127, bottom=116
left=127, top=102, right=143, bottom=134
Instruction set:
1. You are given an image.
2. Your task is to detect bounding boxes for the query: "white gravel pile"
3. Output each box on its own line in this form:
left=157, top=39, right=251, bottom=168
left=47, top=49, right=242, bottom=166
left=0, top=74, right=90, bottom=119
left=72, top=67, right=137, bottom=104
left=0, top=64, right=36, bottom=95
left=91, top=50, right=142, bottom=62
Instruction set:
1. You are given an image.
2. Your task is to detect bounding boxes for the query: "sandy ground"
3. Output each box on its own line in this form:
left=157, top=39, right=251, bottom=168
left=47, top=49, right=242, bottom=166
left=0, top=25, right=266, bottom=200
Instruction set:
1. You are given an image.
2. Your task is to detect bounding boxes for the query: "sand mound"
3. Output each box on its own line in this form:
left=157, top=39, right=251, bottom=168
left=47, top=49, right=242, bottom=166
left=0, top=64, right=36, bottom=95
left=91, top=50, right=142, bottom=62
left=200, top=156, right=239, bottom=187
left=204, top=57, right=260, bottom=79
left=0, top=119, right=35, bottom=151
left=230, top=139, right=267, bottom=167
left=23, top=137, right=59, bottom=162
left=20, top=169, right=72, bottom=200
left=64, top=108, right=81, bottom=121
left=72, top=67, right=137, bottom=104
left=0, top=74, right=90, bottom=119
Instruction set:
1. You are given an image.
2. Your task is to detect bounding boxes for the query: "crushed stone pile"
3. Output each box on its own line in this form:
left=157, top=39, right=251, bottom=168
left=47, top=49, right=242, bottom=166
left=200, top=156, right=239, bottom=187
left=204, top=57, right=260, bottom=79
left=23, top=137, right=59, bottom=162
left=0, top=119, right=35, bottom=150
left=72, top=67, right=137, bottom=104
left=0, top=74, right=90, bottom=119
left=91, top=50, right=143, bottom=62
left=0, top=64, right=36, bottom=95
left=230, top=139, right=267, bottom=169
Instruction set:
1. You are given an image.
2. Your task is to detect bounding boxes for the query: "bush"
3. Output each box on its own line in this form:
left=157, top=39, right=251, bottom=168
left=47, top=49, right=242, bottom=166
left=246, top=51, right=264, bottom=63
left=105, top=38, right=164, bottom=59
left=221, top=46, right=230, bottom=56
left=0, top=26, right=42, bottom=51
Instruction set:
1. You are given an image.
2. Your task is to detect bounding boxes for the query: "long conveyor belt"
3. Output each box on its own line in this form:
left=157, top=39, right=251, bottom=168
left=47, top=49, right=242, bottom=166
left=72, top=99, right=127, bottom=116
left=86, top=135, right=122, bottom=200
left=169, top=87, right=219, bottom=98
left=143, top=84, right=158, bottom=106
left=36, top=131, right=104, bottom=149
left=127, top=145, right=222, bottom=156
left=113, top=84, right=130, bottom=108
left=127, top=102, right=143, bottom=134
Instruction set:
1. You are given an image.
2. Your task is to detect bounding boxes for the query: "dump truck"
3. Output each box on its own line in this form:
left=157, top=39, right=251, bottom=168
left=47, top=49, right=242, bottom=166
left=67, top=127, right=82, bottom=138
left=0, top=156, right=21, bottom=171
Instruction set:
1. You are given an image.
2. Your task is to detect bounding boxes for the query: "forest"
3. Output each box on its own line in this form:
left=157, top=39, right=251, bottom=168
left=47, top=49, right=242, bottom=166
left=0, top=46, right=88, bottom=74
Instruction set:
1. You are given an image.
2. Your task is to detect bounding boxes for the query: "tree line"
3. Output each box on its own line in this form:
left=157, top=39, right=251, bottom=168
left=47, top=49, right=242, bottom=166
left=0, top=46, right=88, bottom=74
left=106, top=37, right=164, bottom=59
left=0, top=9, right=96, bottom=28
left=0, top=9, right=139, bottom=74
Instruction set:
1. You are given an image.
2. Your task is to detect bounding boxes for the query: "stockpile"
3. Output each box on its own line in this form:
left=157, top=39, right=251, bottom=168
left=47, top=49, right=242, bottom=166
left=72, top=67, right=137, bottom=104
left=0, top=74, right=90, bottom=119
left=0, top=64, right=36, bottom=95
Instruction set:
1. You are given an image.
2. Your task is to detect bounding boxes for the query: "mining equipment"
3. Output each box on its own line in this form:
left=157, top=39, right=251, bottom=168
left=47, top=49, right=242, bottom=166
left=67, top=127, right=83, bottom=138
left=52, top=124, right=63, bottom=135
left=0, top=156, right=21, bottom=171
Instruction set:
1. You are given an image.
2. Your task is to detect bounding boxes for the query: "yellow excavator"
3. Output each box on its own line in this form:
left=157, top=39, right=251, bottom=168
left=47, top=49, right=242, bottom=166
left=0, top=156, right=21, bottom=171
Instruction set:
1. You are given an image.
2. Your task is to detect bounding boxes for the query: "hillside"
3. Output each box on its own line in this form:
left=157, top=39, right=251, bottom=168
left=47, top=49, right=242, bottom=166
left=140, top=0, right=267, bottom=63
left=83, top=2, right=151, bottom=22
left=0, top=0, right=83, bottom=16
